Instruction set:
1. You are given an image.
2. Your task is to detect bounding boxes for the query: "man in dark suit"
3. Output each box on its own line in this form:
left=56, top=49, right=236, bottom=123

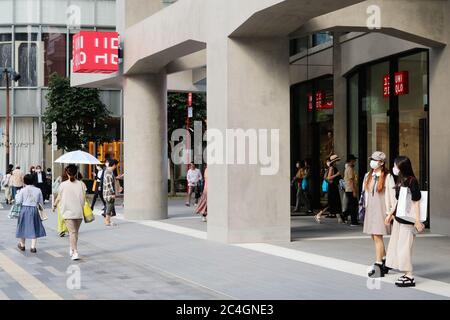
left=33, top=165, right=48, bottom=201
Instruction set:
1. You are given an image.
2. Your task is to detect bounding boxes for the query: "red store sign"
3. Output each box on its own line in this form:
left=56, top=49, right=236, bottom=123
left=383, top=71, right=409, bottom=97
left=73, top=31, right=119, bottom=74
left=308, top=91, right=334, bottom=111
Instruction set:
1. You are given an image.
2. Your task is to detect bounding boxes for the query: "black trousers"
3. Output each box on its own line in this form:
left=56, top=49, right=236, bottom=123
left=345, top=192, right=359, bottom=225
left=91, top=189, right=106, bottom=209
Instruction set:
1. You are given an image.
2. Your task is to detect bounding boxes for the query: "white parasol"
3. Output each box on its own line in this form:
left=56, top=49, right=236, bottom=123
left=54, top=150, right=101, bottom=165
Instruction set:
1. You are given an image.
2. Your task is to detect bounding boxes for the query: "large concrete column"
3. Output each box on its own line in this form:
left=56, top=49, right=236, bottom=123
left=207, top=37, right=291, bottom=244
left=123, top=73, right=168, bottom=220
left=429, top=1, right=450, bottom=236
left=333, top=32, right=347, bottom=166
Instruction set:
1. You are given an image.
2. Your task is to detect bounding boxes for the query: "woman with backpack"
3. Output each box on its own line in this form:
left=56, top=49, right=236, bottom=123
left=385, top=156, right=425, bottom=287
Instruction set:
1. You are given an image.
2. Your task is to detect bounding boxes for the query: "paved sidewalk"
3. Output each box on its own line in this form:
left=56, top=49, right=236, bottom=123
left=0, top=199, right=449, bottom=300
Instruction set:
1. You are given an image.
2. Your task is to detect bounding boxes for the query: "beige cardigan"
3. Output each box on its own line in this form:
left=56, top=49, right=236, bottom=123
left=364, top=173, right=397, bottom=216
left=55, top=180, right=86, bottom=220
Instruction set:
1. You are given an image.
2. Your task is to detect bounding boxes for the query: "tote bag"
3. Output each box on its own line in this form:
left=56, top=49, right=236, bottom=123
left=396, top=187, right=428, bottom=223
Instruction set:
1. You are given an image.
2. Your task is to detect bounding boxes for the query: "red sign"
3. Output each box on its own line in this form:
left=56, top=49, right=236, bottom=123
left=73, top=31, right=119, bottom=74
left=308, top=91, right=334, bottom=111
left=188, top=92, right=193, bottom=107
left=383, top=71, right=409, bottom=97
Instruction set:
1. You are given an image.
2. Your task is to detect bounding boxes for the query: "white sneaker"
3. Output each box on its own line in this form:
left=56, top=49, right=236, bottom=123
left=71, top=252, right=80, bottom=260
left=202, top=216, right=207, bottom=222
left=69, top=249, right=73, bottom=257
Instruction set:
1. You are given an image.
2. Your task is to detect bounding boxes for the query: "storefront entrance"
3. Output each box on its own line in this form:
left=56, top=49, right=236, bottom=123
left=291, top=75, right=334, bottom=209
left=347, top=49, right=430, bottom=221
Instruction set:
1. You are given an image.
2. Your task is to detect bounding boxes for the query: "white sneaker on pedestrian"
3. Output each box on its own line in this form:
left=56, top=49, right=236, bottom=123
left=202, top=216, right=207, bottom=222
left=69, top=249, right=73, bottom=257
left=71, top=252, right=79, bottom=260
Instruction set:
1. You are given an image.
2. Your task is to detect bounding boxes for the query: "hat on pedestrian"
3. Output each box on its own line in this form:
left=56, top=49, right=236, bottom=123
left=329, top=154, right=341, bottom=164
left=369, top=151, right=386, bottom=162
left=347, top=154, right=358, bottom=162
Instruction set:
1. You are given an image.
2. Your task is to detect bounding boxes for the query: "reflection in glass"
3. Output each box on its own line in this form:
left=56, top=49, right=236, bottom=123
left=43, top=33, right=67, bottom=85
left=0, top=33, right=12, bottom=87
left=365, top=61, right=390, bottom=162
left=18, top=43, right=38, bottom=87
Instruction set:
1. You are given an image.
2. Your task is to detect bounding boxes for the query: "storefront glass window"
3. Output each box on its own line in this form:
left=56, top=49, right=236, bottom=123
left=348, top=73, right=359, bottom=174
left=0, top=30, right=12, bottom=87
left=365, top=61, right=390, bottom=161
left=43, top=31, right=67, bottom=85
left=15, top=30, right=40, bottom=87
left=398, top=51, right=429, bottom=188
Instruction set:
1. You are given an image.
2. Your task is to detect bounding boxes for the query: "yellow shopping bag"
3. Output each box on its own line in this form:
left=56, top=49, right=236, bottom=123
left=57, top=207, right=68, bottom=234
left=83, top=200, right=95, bottom=223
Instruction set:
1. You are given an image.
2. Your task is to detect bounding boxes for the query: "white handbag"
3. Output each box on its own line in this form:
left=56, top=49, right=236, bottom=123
left=396, top=187, right=428, bottom=223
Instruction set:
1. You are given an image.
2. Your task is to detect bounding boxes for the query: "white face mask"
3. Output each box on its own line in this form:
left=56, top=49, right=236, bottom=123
left=370, top=160, right=381, bottom=170
left=393, top=166, right=400, bottom=176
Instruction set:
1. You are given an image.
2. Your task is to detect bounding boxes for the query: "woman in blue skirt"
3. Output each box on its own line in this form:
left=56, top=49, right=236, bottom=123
left=16, top=174, right=46, bottom=253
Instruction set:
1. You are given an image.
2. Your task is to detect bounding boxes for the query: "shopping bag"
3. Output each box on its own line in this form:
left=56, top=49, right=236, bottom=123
left=37, top=203, right=48, bottom=221
left=8, top=203, right=21, bottom=219
left=358, top=191, right=365, bottom=222
left=92, top=180, right=97, bottom=192
left=57, top=207, right=68, bottom=234
left=301, top=178, right=308, bottom=191
left=83, top=200, right=95, bottom=223
left=322, top=180, right=328, bottom=193
left=396, top=187, right=428, bottom=223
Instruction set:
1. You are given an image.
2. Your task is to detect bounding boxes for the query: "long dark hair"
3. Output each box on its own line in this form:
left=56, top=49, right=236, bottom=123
left=394, top=156, right=416, bottom=188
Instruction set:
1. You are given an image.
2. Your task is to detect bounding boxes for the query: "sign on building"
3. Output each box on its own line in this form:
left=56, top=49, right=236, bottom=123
left=383, top=71, right=409, bottom=97
left=73, top=31, right=119, bottom=74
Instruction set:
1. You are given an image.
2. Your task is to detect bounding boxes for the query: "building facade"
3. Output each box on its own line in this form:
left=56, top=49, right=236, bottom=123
left=72, top=0, right=450, bottom=243
left=0, top=0, right=121, bottom=173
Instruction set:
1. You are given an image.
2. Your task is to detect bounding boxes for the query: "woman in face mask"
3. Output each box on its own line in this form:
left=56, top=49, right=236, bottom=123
left=385, top=156, right=424, bottom=287
left=362, top=151, right=397, bottom=278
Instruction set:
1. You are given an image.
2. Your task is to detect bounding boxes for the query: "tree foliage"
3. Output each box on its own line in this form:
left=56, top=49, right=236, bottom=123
left=43, top=74, right=113, bottom=151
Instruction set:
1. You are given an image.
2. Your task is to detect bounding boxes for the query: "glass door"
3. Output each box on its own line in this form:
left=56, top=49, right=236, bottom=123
left=398, top=51, right=429, bottom=190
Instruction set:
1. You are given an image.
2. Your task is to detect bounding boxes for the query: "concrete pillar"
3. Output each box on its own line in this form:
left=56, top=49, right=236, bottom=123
left=123, top=73, right=168, bottom=220
left=429, top=2, right=450, bottom=235
left=333, top=32, right=347, bottom=166
left=207, top=37, right=291, bottom=244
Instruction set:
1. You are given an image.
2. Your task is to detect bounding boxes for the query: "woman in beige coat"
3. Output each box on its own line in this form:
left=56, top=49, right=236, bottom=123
left=362, top=151, right=397, bottom=278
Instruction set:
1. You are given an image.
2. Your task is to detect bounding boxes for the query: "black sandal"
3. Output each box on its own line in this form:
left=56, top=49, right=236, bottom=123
left=395, top=275, right=415, bottom=287
left=382, top=258, right=391, bottom=275
left=17, top=243, right=25, bottom=252
left=30, top=248, right=37, bottom=253
left=368, top=263, right=385, bottom=278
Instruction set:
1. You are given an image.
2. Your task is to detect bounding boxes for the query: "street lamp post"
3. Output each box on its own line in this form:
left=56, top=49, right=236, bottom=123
left=2, top=68, right=20, bottom=172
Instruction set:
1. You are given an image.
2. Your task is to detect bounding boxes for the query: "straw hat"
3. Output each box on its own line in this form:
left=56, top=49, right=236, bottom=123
left=329, top=154, right=341, bottom=164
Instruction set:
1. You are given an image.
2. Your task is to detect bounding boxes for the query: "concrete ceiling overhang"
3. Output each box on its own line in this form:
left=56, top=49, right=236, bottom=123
left=290, top=0, right=447, bottom=47
left=122, top=0, right=365, bottom=76
left=229, top=0, right=365, bottom=37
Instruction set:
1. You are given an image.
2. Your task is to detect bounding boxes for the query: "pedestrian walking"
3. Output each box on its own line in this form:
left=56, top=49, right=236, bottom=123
left=33, top=165, right=48, bottom=202
left=11, top=166, right=25, bottom=201
left=315, top=159, right=331, bottom=223
left=344, top=154, right=359, bottom=226
left=1, top=164, right=14, bottom=204
left=53, top=170, right=69, bottom=237
left=301, top=159, right=313, bottom=214
left=186, top=163, right=202, bottom=207
left=315, top=155, right=345, bottom=223
left=91, top=164, right=106, bottom=211
left=362, top=151, right=397, bottom=278
left=103, top=159, right=118, bottom=226
left=195, top=167, right=208, bottom=222
left=53, top=165, right=86, bottom=261
left=29, top=166, right=36, bottom=176
left=15, top=174, right=46, bottom=253
left=385, top=156, right=425, bottom=287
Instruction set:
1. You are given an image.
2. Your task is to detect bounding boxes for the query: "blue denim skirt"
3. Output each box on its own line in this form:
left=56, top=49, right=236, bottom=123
left=16, top=205, right=47, bottom=239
